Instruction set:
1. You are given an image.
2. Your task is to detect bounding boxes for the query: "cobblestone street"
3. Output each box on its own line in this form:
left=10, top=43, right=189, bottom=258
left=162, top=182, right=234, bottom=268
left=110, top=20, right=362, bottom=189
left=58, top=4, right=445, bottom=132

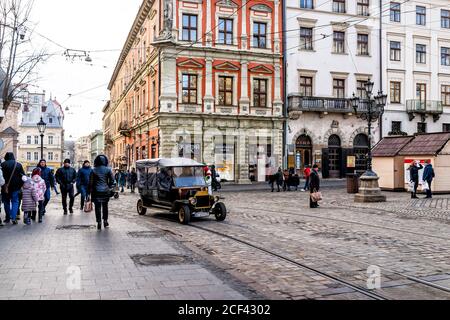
left=2, top=187, right=450, bottom=300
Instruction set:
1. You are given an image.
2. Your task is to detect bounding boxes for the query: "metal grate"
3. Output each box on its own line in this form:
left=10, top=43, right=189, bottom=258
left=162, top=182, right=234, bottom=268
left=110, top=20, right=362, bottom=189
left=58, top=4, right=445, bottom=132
left=127, top=231, right=166, bottom=238
left=56, top=225, right=95, bottom=230
left=130, top=254, right=192, bottom=266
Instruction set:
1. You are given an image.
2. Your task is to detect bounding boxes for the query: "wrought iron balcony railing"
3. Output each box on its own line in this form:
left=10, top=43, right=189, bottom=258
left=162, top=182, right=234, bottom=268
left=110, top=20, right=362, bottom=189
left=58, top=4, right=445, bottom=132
left=288, top=95, right=353, bottom=113
left=406, top=100, right=443, bottom=114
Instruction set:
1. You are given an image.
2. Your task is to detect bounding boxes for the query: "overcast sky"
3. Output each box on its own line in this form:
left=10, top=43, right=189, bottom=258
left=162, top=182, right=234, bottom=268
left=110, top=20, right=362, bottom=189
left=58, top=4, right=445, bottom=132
left=29, top=0, right=142, bottom=140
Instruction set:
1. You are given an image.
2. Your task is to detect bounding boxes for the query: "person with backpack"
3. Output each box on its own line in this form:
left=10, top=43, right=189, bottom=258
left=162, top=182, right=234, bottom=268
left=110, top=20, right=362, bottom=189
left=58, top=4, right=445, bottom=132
left=0, top=165, right=5, bottom=226
left=55, top=159, right=77, bottom=215
left=422, top=160, right=435, bottom=199
left=1, top=153, right=25, bottom=224
left=31, top=168, right=47, bottom=223
left=21, top=176, right=38, bottom=226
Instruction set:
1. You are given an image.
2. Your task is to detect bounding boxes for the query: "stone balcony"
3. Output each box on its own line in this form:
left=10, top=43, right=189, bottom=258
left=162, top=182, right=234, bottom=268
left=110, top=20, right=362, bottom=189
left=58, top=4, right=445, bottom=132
left=288, top=95, right=355, bottom=119
left=118, top=121, right=131, bottom=137
left=406, top=99, right=443, bottom=122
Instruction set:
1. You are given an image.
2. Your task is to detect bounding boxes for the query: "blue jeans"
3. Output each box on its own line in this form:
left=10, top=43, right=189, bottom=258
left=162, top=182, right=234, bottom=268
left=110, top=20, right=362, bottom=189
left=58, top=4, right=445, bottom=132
left=3, top=190, right=20, bottom=221
left=43, top=187, right=51, bottom=210
left=304, top=177, right=310, bottom=190
left=80, top=185, right=88, bottom=208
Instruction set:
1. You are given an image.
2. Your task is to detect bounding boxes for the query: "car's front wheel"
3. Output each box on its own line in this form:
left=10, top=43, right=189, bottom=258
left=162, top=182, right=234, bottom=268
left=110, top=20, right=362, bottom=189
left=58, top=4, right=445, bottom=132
left=214, top=202, right=227, bottom=222
left=137, top=199, right=147, bottom=216
left=178, top=205, right=191, bottom=225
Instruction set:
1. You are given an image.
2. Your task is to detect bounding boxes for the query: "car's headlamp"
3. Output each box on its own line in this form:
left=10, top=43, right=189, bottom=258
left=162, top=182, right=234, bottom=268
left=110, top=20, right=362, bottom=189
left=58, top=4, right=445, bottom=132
left=189, top=197, right=197, bottom=205
left=214, top=196, right=220, bottom=203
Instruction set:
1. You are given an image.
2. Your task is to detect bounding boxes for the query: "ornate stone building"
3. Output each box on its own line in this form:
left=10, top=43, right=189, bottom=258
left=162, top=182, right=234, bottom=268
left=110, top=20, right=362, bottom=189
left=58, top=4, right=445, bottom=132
left=106, top=0, right=284, bottom=183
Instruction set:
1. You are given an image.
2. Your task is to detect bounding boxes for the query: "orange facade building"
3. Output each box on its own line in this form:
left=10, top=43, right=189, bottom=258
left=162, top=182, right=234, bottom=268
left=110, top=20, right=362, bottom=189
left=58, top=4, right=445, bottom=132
left=105, top=0, right=284, bottom=183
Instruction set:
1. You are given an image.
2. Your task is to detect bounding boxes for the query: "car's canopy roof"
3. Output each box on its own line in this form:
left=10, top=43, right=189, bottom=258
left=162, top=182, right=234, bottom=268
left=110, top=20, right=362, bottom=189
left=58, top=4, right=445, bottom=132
left=136, top=158, right=205, bottom=169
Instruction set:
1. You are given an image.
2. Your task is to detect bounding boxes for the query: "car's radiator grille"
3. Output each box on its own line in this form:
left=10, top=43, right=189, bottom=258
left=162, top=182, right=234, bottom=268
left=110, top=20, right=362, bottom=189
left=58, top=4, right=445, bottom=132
left=196, top=196, right=210, bottom=208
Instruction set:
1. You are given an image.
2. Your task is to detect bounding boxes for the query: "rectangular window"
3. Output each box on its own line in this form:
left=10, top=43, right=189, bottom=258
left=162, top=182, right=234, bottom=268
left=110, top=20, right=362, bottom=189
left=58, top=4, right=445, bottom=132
left=181, top=74, right=198, bottom=104
left=34, top=152, right=39, bottom=161
left=391, top=121, right=402, bottom=133
left=390, top=2, right=401, bottom=22
left=48, top=152, right=54, bottom=161
left=333, top=31, right=345, bottom=53
left=253, top=79, right=267, bottom=107
left=48, top=136, right=54, bottom=145
left=218, top=18, right=233, bottom=45
left=300, top=0, right=313, bottom=9
left=390, top=81, right=401, bottom=103
left=417, top=122, right=427, bottom=134
left=356, top=80, right=368, bottom=99
left=357, top=0, right=369, bottom=16
left=443, top=123, right=450, bottom=132
left=300, top=27, right=313, bottom=50
left=332, top=0, right=345, bottom=13
left=26, top=152, right=31, bottom=161
left=218, top=76, right=233, bottom=106
left=416, top=6, right=426, bottom=25
left=27, top=136, right=31, bottom=144
left=442, top=85, right=450, bottom=106
left=441, top=47, right=450, bottom=66
left=357, top=34, right=369, bottom=55
left=182, top=14, right=197, bottom=41
left=152, top=80, right=157, bottom=108
left=416, top=83, right=427, bottom=102
left=442, top=10, right=450, bottom=29
left=333, top=79, right=345, bottom=98
left=253, top=22, right=267, bottom=48
left=300, top=76, right=313, bottom=96
left=416, top=44, right=426, bottom=64
left=390, top=41, right=401, bottom=61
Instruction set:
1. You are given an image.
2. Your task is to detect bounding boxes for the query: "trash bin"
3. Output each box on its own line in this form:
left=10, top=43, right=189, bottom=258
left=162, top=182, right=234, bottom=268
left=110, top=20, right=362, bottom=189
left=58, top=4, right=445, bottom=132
left=347, top=173, right=359, bottom=194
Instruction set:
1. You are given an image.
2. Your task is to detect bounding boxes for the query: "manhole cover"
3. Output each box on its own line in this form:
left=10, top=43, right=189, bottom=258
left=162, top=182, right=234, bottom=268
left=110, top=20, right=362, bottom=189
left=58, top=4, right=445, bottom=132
left=56, top=225, right=95, bottom=230
left=130, top=254, right=193, bottom=266
left=127, top=231, right=166, bottom=238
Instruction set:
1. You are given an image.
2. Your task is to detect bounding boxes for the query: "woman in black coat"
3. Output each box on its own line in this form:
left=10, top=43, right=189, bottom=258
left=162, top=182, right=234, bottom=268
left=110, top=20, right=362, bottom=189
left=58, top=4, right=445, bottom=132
left=309, top=164, right=320, bottom=208
left=89, top=155, right=115, bottom=230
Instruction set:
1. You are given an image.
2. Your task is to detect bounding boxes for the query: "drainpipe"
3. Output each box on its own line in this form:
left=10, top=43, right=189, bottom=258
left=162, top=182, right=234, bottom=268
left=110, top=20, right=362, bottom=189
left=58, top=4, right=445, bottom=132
left=282, top=0, right=288, bottom=169
left=378, top=0, right=383, bottom=142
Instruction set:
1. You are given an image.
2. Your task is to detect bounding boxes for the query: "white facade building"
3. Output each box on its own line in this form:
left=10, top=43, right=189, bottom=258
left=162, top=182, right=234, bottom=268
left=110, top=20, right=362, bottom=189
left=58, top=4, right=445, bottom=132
left=286, top=0, right=382, bottom=177
left=382, top=0, right=450, bottom=136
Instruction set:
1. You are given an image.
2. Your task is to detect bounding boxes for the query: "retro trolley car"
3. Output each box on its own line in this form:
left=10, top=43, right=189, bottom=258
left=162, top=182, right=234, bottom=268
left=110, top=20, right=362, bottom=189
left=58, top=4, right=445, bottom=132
left=136, top=158, right=227, bottom=224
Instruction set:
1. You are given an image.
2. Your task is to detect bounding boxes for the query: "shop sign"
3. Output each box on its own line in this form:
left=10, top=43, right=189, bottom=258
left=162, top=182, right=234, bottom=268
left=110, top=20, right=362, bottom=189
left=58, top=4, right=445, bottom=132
left=347, top=156, right=356, bottom=168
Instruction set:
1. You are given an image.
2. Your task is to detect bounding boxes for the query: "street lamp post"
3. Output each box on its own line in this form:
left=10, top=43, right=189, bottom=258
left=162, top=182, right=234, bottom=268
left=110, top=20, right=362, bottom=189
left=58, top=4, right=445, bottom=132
left=351, top=80, right=388, bottom=203
left=37, top=117, right=47, bottom=160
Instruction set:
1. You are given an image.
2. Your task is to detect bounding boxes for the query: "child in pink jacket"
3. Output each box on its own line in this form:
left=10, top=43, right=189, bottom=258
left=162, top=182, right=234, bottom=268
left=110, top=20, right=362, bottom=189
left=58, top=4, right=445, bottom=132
left=31, top=168, right=47, bottom=223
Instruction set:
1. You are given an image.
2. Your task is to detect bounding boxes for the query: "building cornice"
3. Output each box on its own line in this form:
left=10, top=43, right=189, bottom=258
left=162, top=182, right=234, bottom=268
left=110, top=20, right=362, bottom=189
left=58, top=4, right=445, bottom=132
left=413, top=70, right=432, bottom=75
left=108, top=0, right=154, bottom=90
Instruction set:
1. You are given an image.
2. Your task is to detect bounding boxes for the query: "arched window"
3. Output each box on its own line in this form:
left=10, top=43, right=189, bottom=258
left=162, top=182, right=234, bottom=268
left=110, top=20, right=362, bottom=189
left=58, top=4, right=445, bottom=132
left=328, top=134, right=341, bottom=147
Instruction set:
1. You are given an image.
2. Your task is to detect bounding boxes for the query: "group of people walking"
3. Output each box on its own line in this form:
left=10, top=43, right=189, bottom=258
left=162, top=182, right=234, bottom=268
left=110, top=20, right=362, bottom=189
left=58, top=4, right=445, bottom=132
left=114, top=168, right=137, bottom=193
left=0, top=154, right=117, bottom=230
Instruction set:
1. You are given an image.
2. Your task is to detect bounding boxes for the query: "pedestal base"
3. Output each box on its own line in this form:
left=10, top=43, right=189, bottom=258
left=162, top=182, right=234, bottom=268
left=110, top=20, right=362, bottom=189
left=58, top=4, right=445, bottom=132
left=354, top=174, right=386, bottom=203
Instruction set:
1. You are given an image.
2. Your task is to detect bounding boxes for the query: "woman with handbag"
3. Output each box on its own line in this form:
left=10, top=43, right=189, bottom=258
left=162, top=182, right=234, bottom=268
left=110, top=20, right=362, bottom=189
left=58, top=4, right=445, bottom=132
left=309, top=164, right=321, bottom=209
left=1, top=153, right=25, bottom=224
left=89, top=155, right=115, bottom=230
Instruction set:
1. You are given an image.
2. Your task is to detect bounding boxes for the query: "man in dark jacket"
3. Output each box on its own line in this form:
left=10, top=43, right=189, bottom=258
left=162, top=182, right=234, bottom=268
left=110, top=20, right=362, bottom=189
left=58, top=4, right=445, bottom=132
left=1, top=152, right=25, bottom=224
left=422, top=160, right=435, bottom=199
left=36, top=159, right=56, bottom=214
left=55, top=159, right=77, bottom=215
left=76, top=160, right=93, bottom=210
left=309, top=164, right=321, bottom=208
left=409, top=160, right=423, bottom=199
left=130, top=168, right=138, bottom=193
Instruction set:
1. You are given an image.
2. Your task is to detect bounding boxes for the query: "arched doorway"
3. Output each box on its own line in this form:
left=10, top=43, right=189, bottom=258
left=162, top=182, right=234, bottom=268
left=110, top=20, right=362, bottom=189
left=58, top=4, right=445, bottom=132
left=328, top=134, right=342, bottom=178
left=353, top=133, right=369, bottom=175
left=295, top=134, right=312, bottom=172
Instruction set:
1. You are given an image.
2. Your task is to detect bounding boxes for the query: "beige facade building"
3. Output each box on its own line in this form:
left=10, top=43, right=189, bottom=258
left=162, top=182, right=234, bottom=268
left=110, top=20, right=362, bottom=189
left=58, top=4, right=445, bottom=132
left=74, top=136, right=91, bottom=169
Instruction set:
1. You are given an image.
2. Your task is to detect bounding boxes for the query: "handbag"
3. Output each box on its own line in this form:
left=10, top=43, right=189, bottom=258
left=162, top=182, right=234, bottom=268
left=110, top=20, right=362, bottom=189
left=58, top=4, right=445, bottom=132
left=2, top=161, right=17, bottom=194
left=84, top=196, right=93, bottom=213
left=408, top=181, right=415, bottom=192
left=310, top=189, right=323, bottom=202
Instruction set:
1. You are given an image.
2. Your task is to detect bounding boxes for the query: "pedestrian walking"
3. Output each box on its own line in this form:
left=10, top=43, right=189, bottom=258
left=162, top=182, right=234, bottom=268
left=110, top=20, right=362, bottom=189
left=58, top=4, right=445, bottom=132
left=76, top=160, right=93, bottom=210
left=408, top=160, right=423, bottom=199
left=31, top=168, right=47, bottom=223
left=119, top=170, right=126, bottom=193
left=302, top=166, right=311, bottom=192
left=89, top=155, right=115, bottom=230
left=283, top=169, right=290, bottom=191
left=36, top=160, right=56, bottom=215
left=126, top=170, right=131, bottom=189
left=130, top=168, right=137, bottom=193
left=55, top=159, right=77, bottom=215
left=270, top=167, right=283, bottom=192
left=21, top=176, right=38, bottom=225
left=309, top=164, right=321, bottom=208
left=422, top=160, right=435, bottom=199
left=1, top=153, right=25, bottom=224
left=0, top=165, right=5, bottom=227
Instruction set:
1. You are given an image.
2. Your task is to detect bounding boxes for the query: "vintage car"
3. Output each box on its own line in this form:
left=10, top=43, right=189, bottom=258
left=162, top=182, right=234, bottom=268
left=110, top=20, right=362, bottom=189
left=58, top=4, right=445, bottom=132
left=136, top=158, right=227, bottom=224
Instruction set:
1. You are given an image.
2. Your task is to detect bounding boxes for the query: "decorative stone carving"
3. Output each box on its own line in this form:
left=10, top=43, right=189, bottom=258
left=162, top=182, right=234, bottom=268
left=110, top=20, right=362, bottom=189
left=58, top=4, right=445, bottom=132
left=162, top=0, right=173, bottom=39
left=250, top=4, right=272, bottom=12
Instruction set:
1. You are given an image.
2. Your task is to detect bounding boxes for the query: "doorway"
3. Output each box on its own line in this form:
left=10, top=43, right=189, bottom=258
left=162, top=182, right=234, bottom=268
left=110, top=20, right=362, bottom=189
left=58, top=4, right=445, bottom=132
left=353, top=133, right=369, bottom=175
left=328, top=134, right=342, bottom=178
left=295, top=134, right=312, bottom=172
